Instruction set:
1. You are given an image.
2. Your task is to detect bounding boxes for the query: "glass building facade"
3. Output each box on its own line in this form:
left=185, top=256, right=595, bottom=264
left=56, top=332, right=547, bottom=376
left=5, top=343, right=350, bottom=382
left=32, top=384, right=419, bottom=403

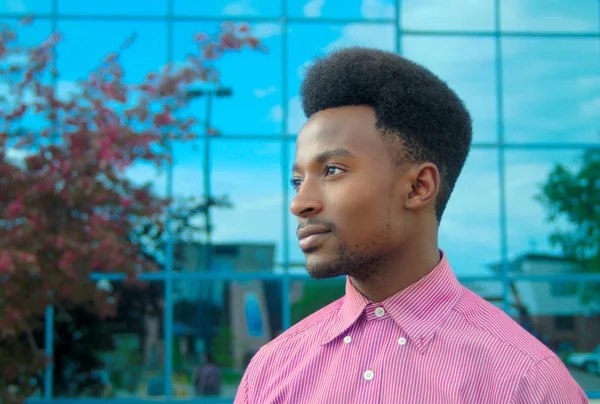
left=2, top=0, right=600, bottom=401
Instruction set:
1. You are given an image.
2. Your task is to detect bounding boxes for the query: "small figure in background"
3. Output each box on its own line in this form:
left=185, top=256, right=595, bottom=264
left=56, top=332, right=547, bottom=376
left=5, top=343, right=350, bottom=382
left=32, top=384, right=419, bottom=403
left=193, top=352, right=222, bottom=397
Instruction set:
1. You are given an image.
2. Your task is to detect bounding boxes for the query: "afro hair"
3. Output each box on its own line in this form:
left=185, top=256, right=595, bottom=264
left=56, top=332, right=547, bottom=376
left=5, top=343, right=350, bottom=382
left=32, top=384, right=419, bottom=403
left=299, top=46, right=473, bottom=223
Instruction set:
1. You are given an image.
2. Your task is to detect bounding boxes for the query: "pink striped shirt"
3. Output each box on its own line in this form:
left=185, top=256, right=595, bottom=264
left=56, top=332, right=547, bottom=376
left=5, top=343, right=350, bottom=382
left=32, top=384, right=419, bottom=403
left=234, top=251, right=588, bottom=403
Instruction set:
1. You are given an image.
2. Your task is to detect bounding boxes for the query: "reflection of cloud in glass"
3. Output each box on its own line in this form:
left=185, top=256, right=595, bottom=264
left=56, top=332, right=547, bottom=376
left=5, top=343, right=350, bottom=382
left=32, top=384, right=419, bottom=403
left=402, top=36, right=497, bottom=143
left=402, top=0, right=495, bottom=31
left=303, top=0, right=325, bottom=17
left=503, top=38, right=600, bottom=143
left=501, top=0, right=600, bottom=32
left=505, top=150, right=583, bottom=260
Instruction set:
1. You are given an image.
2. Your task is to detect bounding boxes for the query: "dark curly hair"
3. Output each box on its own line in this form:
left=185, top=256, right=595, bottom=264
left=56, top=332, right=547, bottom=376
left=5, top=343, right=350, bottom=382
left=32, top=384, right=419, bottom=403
left=299, top=47, right=472, bottom=223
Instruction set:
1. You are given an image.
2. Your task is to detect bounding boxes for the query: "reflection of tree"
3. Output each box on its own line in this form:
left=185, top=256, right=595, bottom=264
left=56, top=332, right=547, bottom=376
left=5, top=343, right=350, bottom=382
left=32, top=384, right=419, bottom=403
left=536, top=149, right=600, bottom=304
left=52, top=306, right=114, bottom=397
left=291, top=282, right=345, bottom=325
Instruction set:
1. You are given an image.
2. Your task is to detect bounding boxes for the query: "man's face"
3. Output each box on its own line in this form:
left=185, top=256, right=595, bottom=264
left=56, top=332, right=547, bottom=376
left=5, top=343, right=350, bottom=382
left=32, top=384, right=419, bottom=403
left=290, top=105, right=409, bottom=281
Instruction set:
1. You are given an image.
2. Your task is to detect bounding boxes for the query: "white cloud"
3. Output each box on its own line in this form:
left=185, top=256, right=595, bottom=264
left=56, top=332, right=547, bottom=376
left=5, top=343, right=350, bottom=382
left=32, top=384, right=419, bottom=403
left=269, top=105, right=283, bottom=122
left=253, top=86, right=277, bottom=98
left=7, top=0, right=26, bottom=12
left=5, top=148, right=29, bottom=166
left=222, top=0, right=257, bottom=16
left=501, top=0, right=598, bottom=32
left=252, top=23, right=281, bottom=39
left=579, top=97, right=600, bottom=120
left=0, top=80, right=81, bottom=105
left=287, top=96, right=307, bottom=134
left=304, top=0, right=325, bottom=17
left=401, top=0, right=494, bottom=31
left=360, top=0, right=395, bottom=19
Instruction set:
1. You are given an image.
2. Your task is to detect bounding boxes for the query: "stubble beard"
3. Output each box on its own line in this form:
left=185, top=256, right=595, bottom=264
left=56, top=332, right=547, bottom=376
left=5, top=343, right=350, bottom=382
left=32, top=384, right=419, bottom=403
left=306, top=242, right=387, bottom=283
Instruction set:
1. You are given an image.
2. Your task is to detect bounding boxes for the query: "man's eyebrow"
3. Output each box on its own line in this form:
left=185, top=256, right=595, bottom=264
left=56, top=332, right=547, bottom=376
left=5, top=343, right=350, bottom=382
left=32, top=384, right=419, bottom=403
left=292, top=148, right=355, bottom=173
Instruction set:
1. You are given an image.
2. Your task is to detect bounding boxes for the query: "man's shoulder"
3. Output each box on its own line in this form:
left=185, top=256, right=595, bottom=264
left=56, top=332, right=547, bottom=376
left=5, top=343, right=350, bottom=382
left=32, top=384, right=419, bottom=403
left=454, top=286, right=556, bottom=363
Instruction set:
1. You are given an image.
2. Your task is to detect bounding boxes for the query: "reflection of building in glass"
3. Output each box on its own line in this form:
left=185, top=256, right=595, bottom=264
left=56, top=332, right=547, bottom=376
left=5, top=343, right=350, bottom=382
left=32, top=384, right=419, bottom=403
left=475, top=253, right=600, bottom=353
left=172, top=242, right=279, bottom=370
left=174, top=242, right=275, bottom=272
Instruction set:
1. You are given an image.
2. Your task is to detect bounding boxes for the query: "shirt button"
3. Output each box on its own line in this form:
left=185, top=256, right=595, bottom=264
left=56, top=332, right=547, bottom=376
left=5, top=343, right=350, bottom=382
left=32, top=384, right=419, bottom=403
left=375, top=307, right=385, bottom=317
left=344, top=336, right=352, bottom=344
left=398, top=337, right=406, bottom=345
left=364, top=370, right=374, bottom=381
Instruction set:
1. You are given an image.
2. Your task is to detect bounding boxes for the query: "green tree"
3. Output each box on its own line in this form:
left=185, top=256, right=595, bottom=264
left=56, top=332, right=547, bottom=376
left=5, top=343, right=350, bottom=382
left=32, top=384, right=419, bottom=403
left=536, top=148, right=600, bottom=304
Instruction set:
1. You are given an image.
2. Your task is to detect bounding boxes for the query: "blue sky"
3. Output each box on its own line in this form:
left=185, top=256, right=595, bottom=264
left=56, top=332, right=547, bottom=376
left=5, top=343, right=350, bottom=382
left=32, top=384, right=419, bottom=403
left=1, top=0, right=600, bottom=277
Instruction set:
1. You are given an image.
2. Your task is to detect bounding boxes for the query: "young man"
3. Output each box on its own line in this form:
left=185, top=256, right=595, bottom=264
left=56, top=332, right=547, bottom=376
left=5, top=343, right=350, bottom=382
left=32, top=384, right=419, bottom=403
left=234, top=47, right=587, bottom=403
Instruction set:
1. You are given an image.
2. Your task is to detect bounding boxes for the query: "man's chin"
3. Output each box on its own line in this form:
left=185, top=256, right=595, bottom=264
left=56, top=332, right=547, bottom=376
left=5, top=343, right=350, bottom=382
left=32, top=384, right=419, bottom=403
left=305, top=256, right=344, bottom=279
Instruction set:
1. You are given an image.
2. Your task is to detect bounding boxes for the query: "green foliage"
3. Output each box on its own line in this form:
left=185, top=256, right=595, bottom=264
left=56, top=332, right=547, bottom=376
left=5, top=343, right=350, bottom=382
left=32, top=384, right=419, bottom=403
left=211, top=325, right=235, bottom=368
left=291, top=281, right=345, bottom=325
left=536, top=148, right=600, bottom=303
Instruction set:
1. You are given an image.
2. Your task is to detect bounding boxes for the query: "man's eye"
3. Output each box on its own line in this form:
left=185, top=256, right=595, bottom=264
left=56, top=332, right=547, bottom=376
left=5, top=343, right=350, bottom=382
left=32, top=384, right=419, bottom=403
left=325, top=166, right=344, bottom=176
left=290, top=178, right=302, bottom=190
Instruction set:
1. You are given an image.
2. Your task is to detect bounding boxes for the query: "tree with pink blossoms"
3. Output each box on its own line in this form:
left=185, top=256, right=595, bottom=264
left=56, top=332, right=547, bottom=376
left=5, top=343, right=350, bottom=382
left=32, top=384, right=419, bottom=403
left=0, top=16, right=265, bottom=401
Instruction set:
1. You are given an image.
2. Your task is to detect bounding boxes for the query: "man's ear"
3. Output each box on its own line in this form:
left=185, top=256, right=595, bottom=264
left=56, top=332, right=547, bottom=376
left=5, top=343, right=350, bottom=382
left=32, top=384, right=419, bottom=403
left=405, top=163, right=440, bottom=211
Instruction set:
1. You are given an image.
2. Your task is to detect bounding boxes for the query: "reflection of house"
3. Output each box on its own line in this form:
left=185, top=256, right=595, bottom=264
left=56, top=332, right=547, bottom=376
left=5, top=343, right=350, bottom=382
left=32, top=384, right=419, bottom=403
left=173, top=242, right=278, bottom=370
left=473, top=253, right=600, bottom=353
left=174, top=242, right=275, bottom=272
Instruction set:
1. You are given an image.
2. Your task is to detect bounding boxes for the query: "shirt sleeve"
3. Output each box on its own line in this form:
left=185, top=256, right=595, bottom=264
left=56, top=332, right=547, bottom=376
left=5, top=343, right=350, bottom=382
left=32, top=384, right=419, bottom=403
left=510, top=356, right=589, bottom=404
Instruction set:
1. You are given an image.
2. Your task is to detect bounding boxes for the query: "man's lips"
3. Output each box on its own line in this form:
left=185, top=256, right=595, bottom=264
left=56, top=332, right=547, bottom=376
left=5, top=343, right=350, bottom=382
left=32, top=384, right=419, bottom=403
left=297, top=224, right=332, bottom=251
left=298, top=232, right=331, bottom=251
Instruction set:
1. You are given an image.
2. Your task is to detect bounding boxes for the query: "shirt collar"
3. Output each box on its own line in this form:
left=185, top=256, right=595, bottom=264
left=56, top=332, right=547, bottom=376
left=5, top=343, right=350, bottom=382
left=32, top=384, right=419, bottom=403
left=321, top=250, right=462, bottom=353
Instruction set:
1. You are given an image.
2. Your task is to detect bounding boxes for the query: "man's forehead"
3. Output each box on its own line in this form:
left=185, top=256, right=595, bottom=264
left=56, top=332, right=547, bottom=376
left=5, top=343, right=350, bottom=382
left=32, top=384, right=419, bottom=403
left=296, top=112, right=380, bottom=160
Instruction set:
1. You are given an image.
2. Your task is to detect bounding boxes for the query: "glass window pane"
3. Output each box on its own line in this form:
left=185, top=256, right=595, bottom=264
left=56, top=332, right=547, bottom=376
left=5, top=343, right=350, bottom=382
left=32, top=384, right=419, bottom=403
left=402, top=36, right=497, bottom=143
left=290, top=278, right=345, bottom=325
left=0, top=0, right=51, bottom=14
left=288, top=0, right=395, bottom=20
left=401, top=0, right=495, bottom=32
left=286, top=23, right=396, bottom=135
left=56, top=20, right=168, bottom=83
left=57, top=0, right=167, bottom=16
left=501, top=0, right=600, bottom=33
left=440, top=149, right=500, bottom=277
left=173, top=22, right=283, bottom=136
left=174, top=0, right=281, bottom=18
left=505, top=149, right=600, bottom=273
left=511, top=280, right=600, bottom=392
left=55, top=280, right=165, bottom=398
left=210, top=139, right=283, bottom=270
left=502, top=38, right=600, bottom=144
left=172, top=278, right=283, bottom=398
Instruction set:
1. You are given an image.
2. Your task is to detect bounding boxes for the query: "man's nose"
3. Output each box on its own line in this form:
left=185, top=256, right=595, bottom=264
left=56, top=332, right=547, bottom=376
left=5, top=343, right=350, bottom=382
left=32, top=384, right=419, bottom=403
left=289, top=183, right=323, bottom=218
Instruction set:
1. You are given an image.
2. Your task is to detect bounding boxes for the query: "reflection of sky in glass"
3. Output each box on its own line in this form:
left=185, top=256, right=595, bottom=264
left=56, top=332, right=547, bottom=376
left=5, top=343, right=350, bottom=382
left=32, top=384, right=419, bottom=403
left=288, top=0, right=394, bottom=19
left=402, top=36, right=498, bottom=143
left=174, top=22, right=283, bottom=135
left=402, top=0, right=495, bottom=32
left=210, top=140, right=284, bottom=264
left=1, top=0, right=598, bottom=280
left=286, top=23, right=396, bottom=135
left=175, top=0, right=282, bottom=17
left=58, top=0, right=167, bottom=15
left=503, top=38, right=600, bottom=144
left=505, top=150, right=584, bottom=260
left=56, top=20, right=168, bottom=83
left=500, top=0, right=600, bottom=33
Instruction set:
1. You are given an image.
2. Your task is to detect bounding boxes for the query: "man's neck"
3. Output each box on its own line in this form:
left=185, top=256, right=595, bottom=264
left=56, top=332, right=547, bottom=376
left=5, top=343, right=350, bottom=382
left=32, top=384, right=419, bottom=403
left=349, top=243, right=441, bottom=303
